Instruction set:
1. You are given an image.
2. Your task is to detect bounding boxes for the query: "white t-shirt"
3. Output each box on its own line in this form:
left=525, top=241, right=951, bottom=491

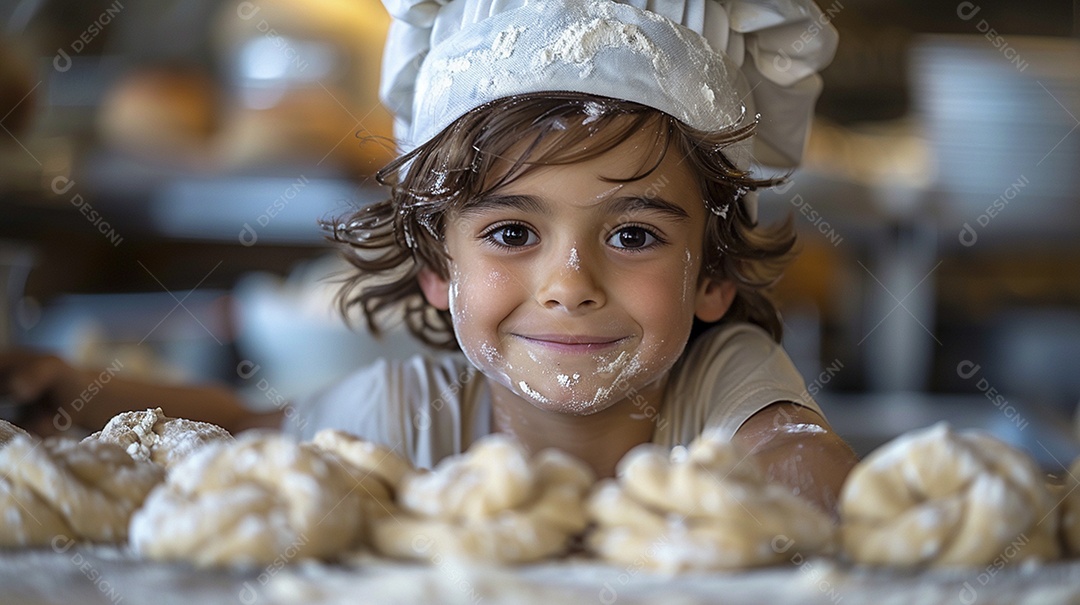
left=285, top=322, right=821, bottom=469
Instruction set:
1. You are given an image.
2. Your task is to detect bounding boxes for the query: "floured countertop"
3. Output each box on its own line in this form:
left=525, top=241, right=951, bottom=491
left=3, top=546, right=1080, bottom=605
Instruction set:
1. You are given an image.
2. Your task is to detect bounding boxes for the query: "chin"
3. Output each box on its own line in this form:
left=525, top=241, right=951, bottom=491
left=513, top=383, right=628, bottom=417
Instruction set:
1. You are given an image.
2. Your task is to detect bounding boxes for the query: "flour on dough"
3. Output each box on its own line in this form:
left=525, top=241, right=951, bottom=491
left=85, top=407, right=232, bottom=468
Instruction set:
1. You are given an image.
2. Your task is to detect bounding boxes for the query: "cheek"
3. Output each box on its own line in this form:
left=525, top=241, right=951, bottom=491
left=448, top=264, right=516, bottom=351
left=620, top=255, right=698, bottom=326
left=617, top=254, right=699, bottom=361
left=484, top=267, right=511, bottom=288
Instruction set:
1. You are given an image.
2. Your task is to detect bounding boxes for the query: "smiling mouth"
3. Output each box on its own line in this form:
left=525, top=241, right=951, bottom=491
left=514, top=334, right=628, bottom=353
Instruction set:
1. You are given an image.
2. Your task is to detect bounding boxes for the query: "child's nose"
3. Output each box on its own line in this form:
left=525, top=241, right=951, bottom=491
left=535, top=246, right=605, bottom=313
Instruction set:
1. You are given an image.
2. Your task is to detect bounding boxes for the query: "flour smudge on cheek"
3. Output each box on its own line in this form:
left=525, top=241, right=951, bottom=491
left=485, top=269, right=509, bottom=287
left=682, top=248, right=692, bottom=304
left=447, top=268, right=464, bottom=319
left=448, top=268, right=521, bottom=391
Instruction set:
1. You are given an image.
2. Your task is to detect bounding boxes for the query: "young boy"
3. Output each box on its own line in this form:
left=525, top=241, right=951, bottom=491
left=1, top=0, right=856, bottom=511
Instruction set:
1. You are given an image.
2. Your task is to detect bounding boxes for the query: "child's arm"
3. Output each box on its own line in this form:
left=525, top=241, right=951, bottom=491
left=732, top=402, right=859, bottom=516
left=0, top=350, right=280, bottom=435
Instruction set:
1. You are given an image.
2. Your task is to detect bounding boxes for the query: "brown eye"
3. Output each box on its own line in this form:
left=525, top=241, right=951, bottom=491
left=608, top=226, right=657, bottom=249
left=485, top=223, right=538, bottom=248
left=501, top=225, right=529, bottom=246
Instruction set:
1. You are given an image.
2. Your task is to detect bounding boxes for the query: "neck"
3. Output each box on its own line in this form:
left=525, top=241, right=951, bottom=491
left=488, top=378, right=668, bottom=478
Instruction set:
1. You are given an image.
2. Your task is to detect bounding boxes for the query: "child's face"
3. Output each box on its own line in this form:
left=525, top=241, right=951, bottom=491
left=421, top=123, right=732, bottom=416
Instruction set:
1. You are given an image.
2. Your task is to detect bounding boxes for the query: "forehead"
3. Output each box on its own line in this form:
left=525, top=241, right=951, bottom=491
left=483, top=115, right=703, bottom=202
left=460, top=137, right=706, bottom=235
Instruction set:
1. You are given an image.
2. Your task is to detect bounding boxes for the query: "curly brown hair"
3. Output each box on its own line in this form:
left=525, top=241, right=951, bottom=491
left=323, top=91, right=797, bottom=350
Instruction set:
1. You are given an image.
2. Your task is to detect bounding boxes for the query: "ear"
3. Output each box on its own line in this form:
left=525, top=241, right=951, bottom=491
left=418, top=266, right=451, bottom=311
left=694, top=278, right=736, bottom=323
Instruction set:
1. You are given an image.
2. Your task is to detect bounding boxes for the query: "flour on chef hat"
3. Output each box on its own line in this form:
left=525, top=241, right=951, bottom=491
left=380, top=0, right=838, bottom=170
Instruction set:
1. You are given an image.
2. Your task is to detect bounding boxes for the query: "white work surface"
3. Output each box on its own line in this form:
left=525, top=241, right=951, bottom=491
left=3, top=546, right=1080, bottom=605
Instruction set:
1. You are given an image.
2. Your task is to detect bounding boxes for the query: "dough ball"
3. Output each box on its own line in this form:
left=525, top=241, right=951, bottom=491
left=0, top=418, right=28, bottom=447
left=85, top=407, right=232, bottom=469
left=309, top=429, right=414, bottom=543
left=371, top=434, right=595, bottom=563
left=0, top=435, right=164, bottom=547
left=587, top=436, right=835, bottom=572
left=839, top=422, right=1059, bottom=567
left=129, top=432, right=364, bottom=567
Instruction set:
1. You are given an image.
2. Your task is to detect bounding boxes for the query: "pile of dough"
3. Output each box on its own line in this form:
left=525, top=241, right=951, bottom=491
left=129, top=432, right=364, bottom=567
left=0, top=435, right=164, bottom=547
left=371, top=434, right=594, bottom=563
left=839, top=422, right=1059, bottom=566
left=587, top=436, right=835, bottom=572
left=85, top=407, right=232, bottom=469
left=0, top=418, right=28, bottom=447
left=309, top=429, right=413, bottom=543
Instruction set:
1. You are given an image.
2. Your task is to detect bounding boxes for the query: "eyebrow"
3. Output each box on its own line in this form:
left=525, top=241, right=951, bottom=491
left=459, top=194, right=549, bottom=218
left=460, top=193, right=692, bottom=222
left=602, top=195, right=692, bottom=222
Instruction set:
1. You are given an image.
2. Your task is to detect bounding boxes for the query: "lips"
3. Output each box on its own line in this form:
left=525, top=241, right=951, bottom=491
left=514, top=334, right=628, bottom=353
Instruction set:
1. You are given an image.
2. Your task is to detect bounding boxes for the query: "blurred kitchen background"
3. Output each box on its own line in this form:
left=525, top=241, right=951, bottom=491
left=1, top=0, right=1078, bottom=470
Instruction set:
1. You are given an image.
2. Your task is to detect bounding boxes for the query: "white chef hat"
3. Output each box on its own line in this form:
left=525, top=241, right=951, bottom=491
left=380, top=0, right=838, bottom=170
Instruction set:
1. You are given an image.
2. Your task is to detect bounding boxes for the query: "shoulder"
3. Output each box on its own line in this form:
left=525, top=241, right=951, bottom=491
left=671, top=321, right=793, bottom=396
left=658, top=321, right=818, bottom=443
left=675, top=322, right=788, bottom=385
